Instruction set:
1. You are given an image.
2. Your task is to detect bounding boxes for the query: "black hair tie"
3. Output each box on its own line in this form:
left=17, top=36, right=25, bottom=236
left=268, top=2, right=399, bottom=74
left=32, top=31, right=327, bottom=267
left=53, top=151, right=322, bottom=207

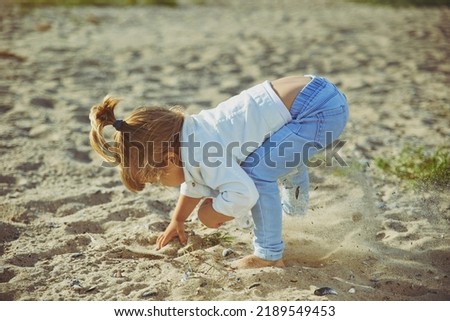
left=113, top=119, right=126, bottom=131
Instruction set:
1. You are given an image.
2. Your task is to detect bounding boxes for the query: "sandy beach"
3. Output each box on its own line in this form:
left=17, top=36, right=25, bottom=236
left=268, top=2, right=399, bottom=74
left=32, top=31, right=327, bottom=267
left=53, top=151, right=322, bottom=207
left=0, top=0, right=449, bottom=301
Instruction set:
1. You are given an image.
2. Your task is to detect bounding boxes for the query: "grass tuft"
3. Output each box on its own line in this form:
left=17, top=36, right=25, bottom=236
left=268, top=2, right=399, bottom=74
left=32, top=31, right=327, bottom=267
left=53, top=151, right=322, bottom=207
left=202, top=231, right=234, bottom=247
left=332, top=159, right=367, bottom=177
left=347, top=0, right=450, bottom=7
left=375, top=145, right=449, bottom=187
left=4, top=0, right=178, bottom=7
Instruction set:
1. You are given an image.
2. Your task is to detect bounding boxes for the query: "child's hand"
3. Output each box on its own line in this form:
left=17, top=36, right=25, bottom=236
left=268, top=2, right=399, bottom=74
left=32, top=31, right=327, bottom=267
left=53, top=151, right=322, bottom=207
left=156, top=220, right=187, bottom=250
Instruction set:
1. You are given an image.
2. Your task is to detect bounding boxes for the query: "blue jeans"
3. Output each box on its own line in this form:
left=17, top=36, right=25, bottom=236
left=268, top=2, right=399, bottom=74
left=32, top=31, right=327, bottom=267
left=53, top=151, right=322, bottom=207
left=241, top=76, right=349, bottom=260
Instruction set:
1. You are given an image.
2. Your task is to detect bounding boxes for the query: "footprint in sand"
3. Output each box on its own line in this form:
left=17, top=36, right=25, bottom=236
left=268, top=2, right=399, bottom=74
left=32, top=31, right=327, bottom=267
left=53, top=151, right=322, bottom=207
left=0, top=291, right=16, bottom=301
left=72, top=113, right=90, bottom=125
left=1, top=204, right=32, bottom=224
left=24, top=190, right=112, bottom=217
left=0, top=221, right=21, bottom=244
left=0, top=174, right=16, bottom=196
left=0, top=221, right=20, bottom=256
left=55, top=203, right=86, bottom=217
left=66, top=147, right=92, bottom=163
left=7, top=253, right=41, bottom=268
left=105, top=247, right=163, bottom=261
left=0, top=267, right=16, bottom=283
left=7, top=235, right=92, bottom=268
left=15, top=161, right=43, bottom=172
left=106, top=208, right=148, bottom=222
left=30, top=96, right=55, bottom=109
left=384, top=220, right=408, bottom=233
left=0, top=84, right=13, bottom=107
left=65, top=221, right=105, bottom=235
left=377, top=209, right=412, bottom=240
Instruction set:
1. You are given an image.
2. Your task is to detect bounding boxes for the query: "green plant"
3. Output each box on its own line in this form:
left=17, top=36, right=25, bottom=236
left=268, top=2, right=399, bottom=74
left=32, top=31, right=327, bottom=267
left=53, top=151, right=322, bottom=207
left=5, top=0, right=178, bottom=7
left=375, top=145, right=450, bottom=187
left=332, top=159, right=367, bottom=177
left=348, top=0, right=450, bottom=6
left=202, top=231, right=234, bottom=247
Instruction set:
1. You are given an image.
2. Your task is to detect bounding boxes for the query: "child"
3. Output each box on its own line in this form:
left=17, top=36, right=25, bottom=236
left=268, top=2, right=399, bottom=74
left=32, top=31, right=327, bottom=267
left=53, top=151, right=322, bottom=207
left=89, top=74, right=349, bottom=269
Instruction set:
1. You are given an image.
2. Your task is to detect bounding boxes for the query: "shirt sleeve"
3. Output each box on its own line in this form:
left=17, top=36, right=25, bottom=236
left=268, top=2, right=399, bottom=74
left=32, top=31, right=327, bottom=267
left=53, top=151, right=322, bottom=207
left=179, top=181, right=212, bottom=199
left=199, top=159, right=259, bottom=218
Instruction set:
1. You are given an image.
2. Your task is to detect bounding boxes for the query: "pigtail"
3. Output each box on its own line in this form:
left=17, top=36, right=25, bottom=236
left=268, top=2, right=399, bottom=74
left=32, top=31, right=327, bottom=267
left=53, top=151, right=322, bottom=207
left=89, top=96, right=121, bottom=165
left=88, top=96, right=185, bottom=193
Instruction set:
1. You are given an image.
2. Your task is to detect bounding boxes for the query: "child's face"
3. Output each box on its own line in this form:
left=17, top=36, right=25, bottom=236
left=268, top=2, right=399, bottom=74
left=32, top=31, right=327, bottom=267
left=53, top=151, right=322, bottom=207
left=158, top=162, right=185, bottom=187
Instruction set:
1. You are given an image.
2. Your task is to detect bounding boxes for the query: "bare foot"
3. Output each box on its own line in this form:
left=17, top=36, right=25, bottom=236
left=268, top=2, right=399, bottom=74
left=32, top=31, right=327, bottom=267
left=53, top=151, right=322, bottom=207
left=232, top=255, right=285, bottom=269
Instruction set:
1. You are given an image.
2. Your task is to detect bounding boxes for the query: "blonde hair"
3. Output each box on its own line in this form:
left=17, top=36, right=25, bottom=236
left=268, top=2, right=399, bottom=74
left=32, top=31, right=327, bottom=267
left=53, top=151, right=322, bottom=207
left=89, top=96, right=184, bottom=192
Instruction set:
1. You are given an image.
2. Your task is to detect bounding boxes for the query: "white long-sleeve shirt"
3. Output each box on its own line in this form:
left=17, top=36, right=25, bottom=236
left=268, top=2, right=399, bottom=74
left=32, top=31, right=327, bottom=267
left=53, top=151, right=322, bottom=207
left=179, top=81, right=292, bottom=219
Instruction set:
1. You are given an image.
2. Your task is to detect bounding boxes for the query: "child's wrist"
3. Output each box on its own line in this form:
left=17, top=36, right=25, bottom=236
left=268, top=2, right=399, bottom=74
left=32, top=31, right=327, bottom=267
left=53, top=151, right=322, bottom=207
left=171, top=215, right=182, bottom=222
left=171, top=214, right=186, bottom=223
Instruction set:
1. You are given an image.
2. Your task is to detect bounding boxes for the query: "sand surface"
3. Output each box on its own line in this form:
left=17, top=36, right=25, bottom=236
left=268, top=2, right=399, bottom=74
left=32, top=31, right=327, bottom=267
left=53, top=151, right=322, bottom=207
left=0, top=0, right=449, bottom=301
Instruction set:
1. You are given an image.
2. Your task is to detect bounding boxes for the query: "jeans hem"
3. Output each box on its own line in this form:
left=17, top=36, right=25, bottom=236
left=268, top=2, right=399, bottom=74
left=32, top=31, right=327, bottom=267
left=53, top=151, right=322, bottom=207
left=254, top=248, right=284, bottom=261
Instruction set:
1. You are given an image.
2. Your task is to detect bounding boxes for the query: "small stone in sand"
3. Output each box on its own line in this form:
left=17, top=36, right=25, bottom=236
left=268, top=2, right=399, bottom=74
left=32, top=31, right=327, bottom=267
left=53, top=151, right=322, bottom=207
left=222, top=248, right=233, bottom=257
left=314, top=287, right=338, bottom=296
left=141, top=290, right=158, bottom=298
left=249, top=283, right=261, bottom=289
left=348, top=288, right=356, bottom=294
left=86, top=286, right=97, bottom=293
left=181, top=272, right=190, bottom=282
left=71, top=253, right=83, bottom=259
left=30, top=97, right=54, bottom=109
